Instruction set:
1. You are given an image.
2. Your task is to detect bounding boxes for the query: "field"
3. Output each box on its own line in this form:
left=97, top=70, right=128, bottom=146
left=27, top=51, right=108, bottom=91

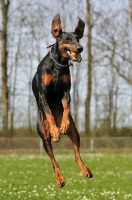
left=0, top=151, right=132, bottom=200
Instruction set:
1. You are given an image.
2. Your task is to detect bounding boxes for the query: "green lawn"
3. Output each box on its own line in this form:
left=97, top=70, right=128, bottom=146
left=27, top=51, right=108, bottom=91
left=0, top=152, right=132, bottom=200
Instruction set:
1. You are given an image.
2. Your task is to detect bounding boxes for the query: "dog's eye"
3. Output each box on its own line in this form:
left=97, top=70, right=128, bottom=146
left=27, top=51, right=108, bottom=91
left=66, top=37, right=72, bottom=41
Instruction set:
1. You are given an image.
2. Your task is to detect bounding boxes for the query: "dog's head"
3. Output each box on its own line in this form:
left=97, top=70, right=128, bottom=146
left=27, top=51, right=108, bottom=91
left=51, top=14, right=85, bottom=62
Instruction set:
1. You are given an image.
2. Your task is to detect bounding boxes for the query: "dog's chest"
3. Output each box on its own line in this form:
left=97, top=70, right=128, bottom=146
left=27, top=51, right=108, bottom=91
left=52, top=72, right=71, bottom=91
left=42, top=67, right=71, bottom=92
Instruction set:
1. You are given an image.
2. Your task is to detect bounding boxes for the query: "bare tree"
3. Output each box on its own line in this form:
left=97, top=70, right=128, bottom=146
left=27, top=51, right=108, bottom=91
left=71, top=63, right=80, bottom=129
left=0, top=0, right=10, bottom=134
left=10, top=23, right=22, bottom=136
left=113, top=86, right=118, bottom=135
left=129, top=0, right=132, bottom=19
left=85, top=0, right=92, bottom=136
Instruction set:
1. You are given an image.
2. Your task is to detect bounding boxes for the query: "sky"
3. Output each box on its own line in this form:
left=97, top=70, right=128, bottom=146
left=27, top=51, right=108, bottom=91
left=0, top=0, right=132, bottom=131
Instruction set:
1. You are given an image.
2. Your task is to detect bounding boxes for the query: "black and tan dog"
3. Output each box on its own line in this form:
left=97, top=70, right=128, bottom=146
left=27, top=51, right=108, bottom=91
left=32, top=14, right=93, bottom=187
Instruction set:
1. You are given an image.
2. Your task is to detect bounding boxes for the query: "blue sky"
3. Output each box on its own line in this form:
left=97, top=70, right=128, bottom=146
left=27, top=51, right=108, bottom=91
left=0, top=0, right=132, bottom=130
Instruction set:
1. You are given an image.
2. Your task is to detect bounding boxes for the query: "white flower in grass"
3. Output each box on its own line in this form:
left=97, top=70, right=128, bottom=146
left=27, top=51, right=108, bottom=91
left=82, top=196, right=88, bottom=200
left=50, top=193, right=55, bottom=197
left=9, top=192, right=12, bottom=195
left=124, top=194, right=132, bottom=199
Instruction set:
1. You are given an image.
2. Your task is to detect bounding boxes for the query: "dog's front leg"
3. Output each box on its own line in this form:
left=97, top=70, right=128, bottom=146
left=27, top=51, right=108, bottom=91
left=60, top=91, right=70, bottom=134
left=41, top=134, right=65, bottom=187
left=39, top=92, right=60, bottom=142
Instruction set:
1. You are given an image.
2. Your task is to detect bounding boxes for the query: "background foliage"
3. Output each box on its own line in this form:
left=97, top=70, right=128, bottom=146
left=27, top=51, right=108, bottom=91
left=0, top=0, right=132, bottom=137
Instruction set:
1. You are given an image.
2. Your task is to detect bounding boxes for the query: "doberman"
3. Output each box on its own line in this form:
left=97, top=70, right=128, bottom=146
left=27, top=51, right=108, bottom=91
left=32, top=14, right=93, bottom=187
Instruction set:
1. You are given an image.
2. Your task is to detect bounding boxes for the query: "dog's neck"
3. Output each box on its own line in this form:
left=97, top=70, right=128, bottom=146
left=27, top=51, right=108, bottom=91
left=52, top=43, right=69, bottom=64
left=50, top=43, right=72, bottom=71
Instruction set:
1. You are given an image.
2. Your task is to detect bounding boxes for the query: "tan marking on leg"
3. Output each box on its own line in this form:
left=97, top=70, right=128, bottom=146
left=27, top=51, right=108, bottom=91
left=42, top=120, right=49, bottom=136
left=60, top=99, right=70, bottom=134
left=45, top=112, right=60, bottom=142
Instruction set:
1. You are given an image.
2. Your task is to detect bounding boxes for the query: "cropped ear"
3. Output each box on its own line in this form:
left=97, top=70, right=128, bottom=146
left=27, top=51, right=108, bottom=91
left=51, top=14, right=62, bottom=38
left=75, top=17, right=85, bottom=39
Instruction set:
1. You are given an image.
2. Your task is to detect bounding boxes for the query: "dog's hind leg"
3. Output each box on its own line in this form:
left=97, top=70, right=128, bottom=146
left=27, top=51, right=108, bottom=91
left=37, top=111, right=65, bottom=188
left=67, top=116, right=93, bottom=178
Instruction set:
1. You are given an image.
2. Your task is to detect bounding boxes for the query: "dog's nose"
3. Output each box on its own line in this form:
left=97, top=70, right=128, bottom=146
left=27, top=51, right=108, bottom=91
left=77, top=45, right=83, bottom=53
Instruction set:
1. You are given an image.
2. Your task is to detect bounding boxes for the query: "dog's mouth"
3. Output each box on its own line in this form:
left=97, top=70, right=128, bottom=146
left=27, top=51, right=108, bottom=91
left=65, top=49, right=81, bottom=62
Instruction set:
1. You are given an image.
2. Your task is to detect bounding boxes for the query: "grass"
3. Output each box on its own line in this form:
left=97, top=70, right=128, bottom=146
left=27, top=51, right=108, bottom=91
left=0, top=151, right=132, bottom=200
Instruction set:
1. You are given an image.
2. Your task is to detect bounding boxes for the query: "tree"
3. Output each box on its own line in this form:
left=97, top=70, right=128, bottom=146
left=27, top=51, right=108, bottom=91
left=0, top=0, right=10, bottom=134
left=92, top=4, right=132, bottom=135
left=129, top=0, right=132, bottom=19
left=85, top=0, right=92, bottom=136
left=10, top=23, right=22, bottom=136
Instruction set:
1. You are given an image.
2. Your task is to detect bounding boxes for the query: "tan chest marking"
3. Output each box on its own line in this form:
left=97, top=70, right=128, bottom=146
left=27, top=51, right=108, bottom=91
left=61, top=75, right=70, bottom=84
left=42, top=74, right=53, bottom=86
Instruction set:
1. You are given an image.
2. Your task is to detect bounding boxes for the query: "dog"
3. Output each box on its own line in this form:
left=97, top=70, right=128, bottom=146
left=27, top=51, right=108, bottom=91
left=32, top=14, right=93, bottom=187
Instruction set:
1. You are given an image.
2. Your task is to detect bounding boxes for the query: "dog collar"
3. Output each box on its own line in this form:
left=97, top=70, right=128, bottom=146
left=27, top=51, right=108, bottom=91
left=50, top=47, right=73, bottom=68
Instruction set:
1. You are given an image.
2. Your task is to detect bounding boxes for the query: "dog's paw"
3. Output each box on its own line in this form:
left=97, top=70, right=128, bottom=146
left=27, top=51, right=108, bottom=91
left=60, top=119, right=70, bottom=134
left=56, top=176, right=65, bottom=188
left=53, top=136, right=60, bottom=143
left=49, top=126, right=60, bottom=142
left=82, top=167, right=93, bottom=178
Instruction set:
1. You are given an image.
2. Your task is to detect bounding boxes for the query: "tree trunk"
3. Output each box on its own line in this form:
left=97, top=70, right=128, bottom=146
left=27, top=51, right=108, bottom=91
left=10, top=24, right=22, bottom=136
left=113, top=86, right=118, bottom=135
left=85, top=0, right=92, bottom=136
left=129, top=0, right=132, bottom=19
left=1, top=0, right=10, bottom=134
left=73, top=66, right=79, bottom=129
left=28, top=37, right=34, bottom=135
left=94, top=73, right=99, bottom=136
left=108, top=90, right=112, bottom=135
